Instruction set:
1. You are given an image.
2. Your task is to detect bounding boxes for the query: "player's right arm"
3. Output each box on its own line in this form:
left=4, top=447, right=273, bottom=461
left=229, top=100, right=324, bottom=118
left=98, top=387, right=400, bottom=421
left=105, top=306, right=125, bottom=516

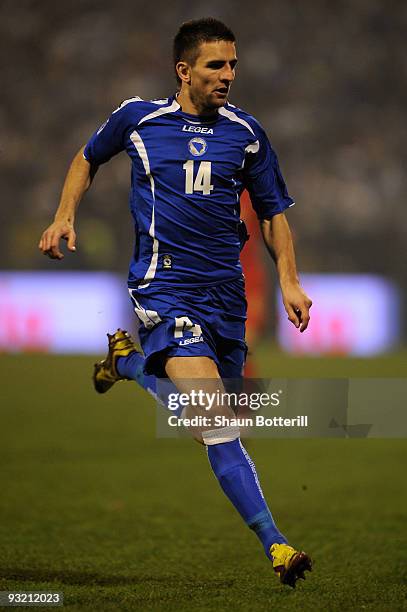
left=39, top=146, right=98, bottom=259
left=39, top=98, right=138, bottom=259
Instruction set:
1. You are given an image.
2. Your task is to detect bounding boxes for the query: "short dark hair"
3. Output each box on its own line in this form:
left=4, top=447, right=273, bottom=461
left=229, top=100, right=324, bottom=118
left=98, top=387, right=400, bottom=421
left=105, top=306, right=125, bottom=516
left=173, top=18, right=236, bottom=84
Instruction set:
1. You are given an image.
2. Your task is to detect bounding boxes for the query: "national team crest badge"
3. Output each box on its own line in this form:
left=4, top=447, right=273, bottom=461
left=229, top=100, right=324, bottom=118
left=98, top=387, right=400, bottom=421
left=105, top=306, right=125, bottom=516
left=188, top=137, right=207, bottom=156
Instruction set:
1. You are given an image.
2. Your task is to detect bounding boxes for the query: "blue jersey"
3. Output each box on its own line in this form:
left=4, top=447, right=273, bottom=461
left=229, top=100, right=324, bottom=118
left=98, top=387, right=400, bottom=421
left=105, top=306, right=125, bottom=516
left=84, top=94, right=294, bottom=288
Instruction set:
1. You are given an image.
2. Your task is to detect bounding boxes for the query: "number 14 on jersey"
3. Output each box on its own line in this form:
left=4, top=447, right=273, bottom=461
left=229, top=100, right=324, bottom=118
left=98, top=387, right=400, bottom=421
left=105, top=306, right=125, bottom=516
left=183, top=160, right=214, bottom=195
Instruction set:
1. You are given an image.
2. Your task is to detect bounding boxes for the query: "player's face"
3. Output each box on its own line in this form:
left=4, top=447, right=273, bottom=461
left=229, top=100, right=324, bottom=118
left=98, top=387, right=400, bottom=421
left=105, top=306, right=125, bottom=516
left=189, top=40, right=237, bottom=111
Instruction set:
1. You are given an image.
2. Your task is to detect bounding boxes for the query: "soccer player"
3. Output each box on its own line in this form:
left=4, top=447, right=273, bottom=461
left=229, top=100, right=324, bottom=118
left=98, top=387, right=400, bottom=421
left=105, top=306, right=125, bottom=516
left=39, top=18, right=313, bottom=587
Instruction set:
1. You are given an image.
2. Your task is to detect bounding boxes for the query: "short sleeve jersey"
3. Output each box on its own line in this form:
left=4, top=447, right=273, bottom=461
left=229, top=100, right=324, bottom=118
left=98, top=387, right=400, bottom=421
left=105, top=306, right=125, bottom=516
left=84, top=94, right=294, bottom=288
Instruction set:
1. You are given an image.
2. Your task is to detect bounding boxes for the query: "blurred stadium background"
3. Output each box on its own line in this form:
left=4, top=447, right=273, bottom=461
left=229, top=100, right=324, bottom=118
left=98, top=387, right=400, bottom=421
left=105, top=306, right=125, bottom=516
left=1, top=1, right=406, bottom=609
left=1, top=0, right=406, bottom=357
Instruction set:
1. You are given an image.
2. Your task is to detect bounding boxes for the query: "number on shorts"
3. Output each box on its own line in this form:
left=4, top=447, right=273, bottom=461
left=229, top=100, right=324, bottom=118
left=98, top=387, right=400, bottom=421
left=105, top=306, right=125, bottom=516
left=174, top=316, right=202, bottom=338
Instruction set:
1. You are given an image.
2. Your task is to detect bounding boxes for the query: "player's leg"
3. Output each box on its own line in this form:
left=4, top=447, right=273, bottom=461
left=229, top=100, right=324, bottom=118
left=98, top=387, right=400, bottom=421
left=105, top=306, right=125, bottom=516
left=116, top=346, right=157, bottom=395
left=167, top=352, right=287, bottom=547
left=165, top=354, right=311, bottom=586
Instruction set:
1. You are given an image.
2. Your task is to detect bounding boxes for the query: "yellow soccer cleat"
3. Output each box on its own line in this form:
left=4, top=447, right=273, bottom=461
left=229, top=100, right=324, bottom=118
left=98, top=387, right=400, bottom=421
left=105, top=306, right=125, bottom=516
left=93, top=329, right=140, bottom=394
left=270, top=543, right=312, bottom=588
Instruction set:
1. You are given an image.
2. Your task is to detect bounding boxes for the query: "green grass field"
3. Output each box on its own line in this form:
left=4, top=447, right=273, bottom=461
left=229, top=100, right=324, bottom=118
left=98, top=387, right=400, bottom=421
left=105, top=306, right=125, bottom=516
left=1, top=350, right=406, bottom=611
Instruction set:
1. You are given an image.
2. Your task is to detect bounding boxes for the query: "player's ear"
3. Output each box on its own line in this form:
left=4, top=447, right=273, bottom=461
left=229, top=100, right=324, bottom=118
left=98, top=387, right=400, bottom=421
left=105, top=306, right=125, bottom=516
left=176, top=61, right=191, bottom=85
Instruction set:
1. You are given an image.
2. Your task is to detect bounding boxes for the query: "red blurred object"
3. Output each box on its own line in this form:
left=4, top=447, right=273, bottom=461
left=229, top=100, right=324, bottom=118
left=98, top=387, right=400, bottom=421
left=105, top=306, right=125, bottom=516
left=240, top=191, right=267, bottom=376
left=0, top=302, right=51, bottom=352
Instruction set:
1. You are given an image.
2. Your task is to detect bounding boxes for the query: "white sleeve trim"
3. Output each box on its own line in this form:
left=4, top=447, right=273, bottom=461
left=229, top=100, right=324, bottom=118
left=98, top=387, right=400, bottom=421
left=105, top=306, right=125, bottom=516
left=218, top=106, right=255, bottom=136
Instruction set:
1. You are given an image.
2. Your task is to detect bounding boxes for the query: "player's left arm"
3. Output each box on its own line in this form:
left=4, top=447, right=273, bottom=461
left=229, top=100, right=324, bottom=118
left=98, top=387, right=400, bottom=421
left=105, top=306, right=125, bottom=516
left=261, top=213, right=312, bottom=332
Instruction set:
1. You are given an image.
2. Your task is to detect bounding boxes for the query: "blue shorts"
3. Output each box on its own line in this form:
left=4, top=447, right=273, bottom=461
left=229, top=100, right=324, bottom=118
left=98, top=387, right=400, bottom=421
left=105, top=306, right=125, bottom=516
left=129, top=277, right=247, bottom=379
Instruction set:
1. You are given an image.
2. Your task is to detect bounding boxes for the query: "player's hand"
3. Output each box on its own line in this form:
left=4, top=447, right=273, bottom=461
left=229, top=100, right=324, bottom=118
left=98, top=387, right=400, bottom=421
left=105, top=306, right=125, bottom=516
left=281, top=282, right=312, bottom=332
left=38, top=220, right=76, bottom=260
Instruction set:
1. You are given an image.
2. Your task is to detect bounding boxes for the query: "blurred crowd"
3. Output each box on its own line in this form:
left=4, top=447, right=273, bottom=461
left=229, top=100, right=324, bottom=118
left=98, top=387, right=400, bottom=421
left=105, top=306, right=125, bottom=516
left=1, top=0, right=405, bottom=305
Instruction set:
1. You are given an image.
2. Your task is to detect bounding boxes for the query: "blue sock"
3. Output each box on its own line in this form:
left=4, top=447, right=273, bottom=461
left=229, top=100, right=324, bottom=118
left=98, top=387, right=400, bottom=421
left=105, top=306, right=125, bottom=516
left=207, top=438, right=287, bottom=559
left=117, top=353, right=157, bottom=395
left=117, top=354, right=185, bottom=415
